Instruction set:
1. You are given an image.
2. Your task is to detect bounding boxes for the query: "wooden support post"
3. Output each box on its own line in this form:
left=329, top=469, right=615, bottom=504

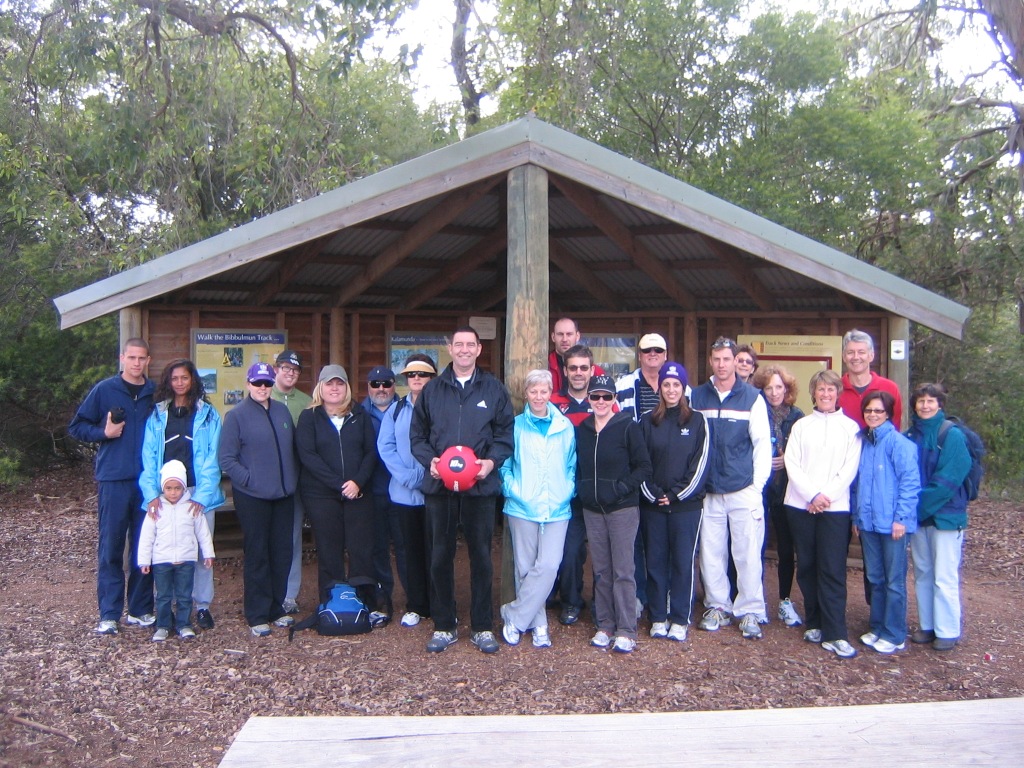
left=683, top=312, right=699, bottom=383
left=329, top=309, right=345, bottom=367
left=504, top=165, right=549, bottom=410
left=888, top=315, right=911, bottom=430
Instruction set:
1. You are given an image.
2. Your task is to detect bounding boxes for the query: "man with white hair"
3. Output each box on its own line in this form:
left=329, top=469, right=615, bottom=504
left=838, top=329, right=903, bottom=429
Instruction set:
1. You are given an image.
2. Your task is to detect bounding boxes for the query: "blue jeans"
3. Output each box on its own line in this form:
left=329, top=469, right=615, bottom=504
left=97, top=479, right=153, bottom=621
left=860, top=530, right=909, bottom=645
left=153, top=562, right=196, bottom=630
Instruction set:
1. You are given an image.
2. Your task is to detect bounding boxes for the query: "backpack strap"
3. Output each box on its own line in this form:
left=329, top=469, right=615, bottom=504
left=937, top=419, right=954, bottom=448
left=391, top=395, right=408, bottom=423
left=288, top=610, right=320, bottom=641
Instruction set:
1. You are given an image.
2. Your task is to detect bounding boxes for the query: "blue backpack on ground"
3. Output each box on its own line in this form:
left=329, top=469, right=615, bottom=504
left=289, top=582, right=371, bottom=639
left=939, top=416, right=986, bottom=501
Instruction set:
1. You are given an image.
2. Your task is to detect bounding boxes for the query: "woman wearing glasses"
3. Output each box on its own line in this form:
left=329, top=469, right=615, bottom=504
left=377, top=354, right=438, bottom=627
left=219, top=362, right=299, bottom=637
left=575, top=374, right=652, bottom=653
left=854, top=390, right=920, bottom=654
left=295, top=365, right=378, bottom=605
left=734, top=345, right=758, bottom=383
left=638, top=362, right=709, bottom=643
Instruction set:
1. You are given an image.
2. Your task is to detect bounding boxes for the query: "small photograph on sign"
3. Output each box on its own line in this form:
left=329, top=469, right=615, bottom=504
left=224, top=389, right=244, bottom=406
left=222, top=347, right=244, bottom=367
left=199, top=368, right=217, bottom=394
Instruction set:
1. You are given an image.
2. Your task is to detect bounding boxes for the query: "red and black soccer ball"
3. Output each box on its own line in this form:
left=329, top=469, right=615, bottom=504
left=437, top=445, right=480, bottom=492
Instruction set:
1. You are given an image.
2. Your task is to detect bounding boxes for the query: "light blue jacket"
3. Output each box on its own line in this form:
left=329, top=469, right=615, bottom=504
left=854, top=420, right=921, bottom=534
left=377, top=397, right=425, bottom=507
left=500, top=403, right=576, bottom=524
left=139, top=399, right=225, bottom=511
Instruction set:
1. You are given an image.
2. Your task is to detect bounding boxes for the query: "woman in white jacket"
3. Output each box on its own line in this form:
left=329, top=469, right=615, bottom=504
left=499, top=370, right=576, bottom=648
left=784, top=370, right=862, bottom=659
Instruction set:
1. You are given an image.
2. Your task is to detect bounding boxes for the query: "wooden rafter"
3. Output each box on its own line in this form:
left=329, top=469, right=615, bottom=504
left=330, top=176, right=502, bottom=308
left=699, top=236, right=776, bottom=312
left=404, top=228, right=508, bottom=310
left=252, top=237, right=330, bottom=306
left=549, top=240, right=623, bottom=311
left=549, top=176, right=697, bottom=311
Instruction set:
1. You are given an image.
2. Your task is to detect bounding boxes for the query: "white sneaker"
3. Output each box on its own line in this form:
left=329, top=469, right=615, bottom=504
left=93, top=620, right=118, bottom=635
left=650, top=621, right=669, bottom=638
left=778, top=598, right=803, bottom=627
left=178, top=627, right=196, bottom=640
left=699, top=607, right=731, bottom=631
left=612, top=635, right=636, bottom=653
left=125, top=613, right=156, bottom=627
left=822, top=639, right=858, bottom=658
left=400, top=611, right=421, bottom=627
left=152, top=628, right=169, bottom=642
left=872, top=638, right=906, bottom=654
left=250, top=624, right=271, bottom=637
left=591, top=630, right=612, bottom=648
left=739, top=613, right=763, bottom=639
left=803, top=628, right=822, bottom=643
left=272, top=615, right=295, bottom=628
left=860, top=631, right=880, bottom=648
left=667, top=623, right=689, bottom=642
left=500, top=603, right=521, bottom=646
left=532, top=626, right=552, bottom=648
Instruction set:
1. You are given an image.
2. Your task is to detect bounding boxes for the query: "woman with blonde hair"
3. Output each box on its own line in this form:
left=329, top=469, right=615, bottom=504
left=784, top=369, right=862, bottom=658
left=296, top=365, right=378, bottom=602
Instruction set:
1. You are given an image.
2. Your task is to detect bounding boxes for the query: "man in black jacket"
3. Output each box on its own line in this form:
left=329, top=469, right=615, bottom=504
left=410, top=326, right=514, bottom=654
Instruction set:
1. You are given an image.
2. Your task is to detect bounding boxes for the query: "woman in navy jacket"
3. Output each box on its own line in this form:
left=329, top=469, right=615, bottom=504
left=639, top=362, right=709, bottom=644
left=296, top=365, right=378, bottom=602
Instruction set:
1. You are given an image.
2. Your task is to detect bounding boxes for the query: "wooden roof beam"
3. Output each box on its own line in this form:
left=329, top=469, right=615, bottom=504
left=330, top=175, right=502, bottom=308
left=252, top=237, right=330, bottom=306
left=699, top=236, right=776, bottom=312
left=549, top=176, right=697, bottom=311
left=549, top=240, right=623, bottom=311
left=403, top=228, right=508, bottom=310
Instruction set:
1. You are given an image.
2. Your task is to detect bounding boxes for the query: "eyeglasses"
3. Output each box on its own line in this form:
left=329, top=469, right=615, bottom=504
left=369, top=380, right=395, bottom=389
left=640, top=347, right=665, bottom=355
left=249, top=380, right=273, bottom=388
left=567, top=364, right=591, bottom=372
left=736, top=358, right=756, bottom=366
left=863, top=408, right=887, bottom=415
left=277, top=365, right=300, bottom=375
left=588, top=393, right=615, bottom=402
left=711, top=338, right=737, bottom=350
left=406, top=372, right=433, bottom=379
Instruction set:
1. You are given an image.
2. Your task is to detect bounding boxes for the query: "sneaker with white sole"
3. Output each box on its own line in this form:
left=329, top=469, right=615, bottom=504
left=426, top=630, right=457, bottom=652
left=94, top=620, right=118, bottom=635
left=369, top=611, right=389, bottom=627
left=699, top=607, right=731, bottom=631
left=152, top=628, right=170, bottom=642
left=821, top=639, right=858, bottom=658
left=591, top=630, right=612, bottom=648
left=272, top=615, right=295, bottom=628
left=803, top=628, right=822, bottom=643
left=125, top=613, right=156, bottom=627
left=400, top=612, right=422, bottom=627
left=778, top=599, right=803, bottom=627
left=178, top=627, right=196, bottom=640
left=250, top=623, right=271, bottom=637
left=739, top=613, right=763, bottom=639
left=650, top=621, right=669, bottom=638
left=860, top=631, right=880, bottom=648
left=471, top=631, right=499, bottom=654
left=612, top=636, right=636, bottom=654
left=500, top=603, right=521, bottom=646
left=667, top=623, right=689, bottom=642
left=532, top=626, right=552, bottom=648
left=872, top=638, right=905, bottom=654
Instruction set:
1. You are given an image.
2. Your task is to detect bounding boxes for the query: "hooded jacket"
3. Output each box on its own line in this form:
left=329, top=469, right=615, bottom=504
left=409, top=363, right=514, bottom=497
left=500, top=402, right=576, bottom=524
left=854, top=419, right=921, bottom=534
left=575, top=411, right=652, bottom=513
left=137, top=489, right=216, bottom=566
left=139, top=399, right=225, bottom=511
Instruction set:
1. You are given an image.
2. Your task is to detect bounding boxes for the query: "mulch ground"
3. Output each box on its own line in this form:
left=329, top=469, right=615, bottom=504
left=1, top=463, right=1022, bottom=767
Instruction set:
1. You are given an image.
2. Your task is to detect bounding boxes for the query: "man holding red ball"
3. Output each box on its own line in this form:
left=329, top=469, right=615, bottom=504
left=410, top=326, right=515, bottom=654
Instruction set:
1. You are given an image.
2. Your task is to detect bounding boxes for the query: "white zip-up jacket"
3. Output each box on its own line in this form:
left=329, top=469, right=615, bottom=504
left=137, top=490, right=216, bottom=566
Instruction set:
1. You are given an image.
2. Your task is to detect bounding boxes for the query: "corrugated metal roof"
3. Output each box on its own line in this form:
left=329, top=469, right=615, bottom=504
left=54, top=116, right=969, bottom=338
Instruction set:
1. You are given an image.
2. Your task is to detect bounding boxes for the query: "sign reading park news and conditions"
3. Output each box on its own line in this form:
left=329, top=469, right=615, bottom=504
left=738, top=335, right=843, bottom=415
left=192, top=330, right=287, bottom=420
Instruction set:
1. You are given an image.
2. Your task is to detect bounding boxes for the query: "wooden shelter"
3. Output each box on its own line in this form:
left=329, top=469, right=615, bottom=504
left=54, top=116, right=969, bottom=395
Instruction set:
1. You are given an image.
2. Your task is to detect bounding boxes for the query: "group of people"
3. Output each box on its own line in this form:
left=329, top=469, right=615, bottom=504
left=71, top=324, right=974, bottom=658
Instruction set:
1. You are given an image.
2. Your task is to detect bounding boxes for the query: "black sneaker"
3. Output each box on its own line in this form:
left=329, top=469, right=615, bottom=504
left=195, top=609, right=215, bottom=630
left=559, top=605, right=580, bottom=625
left=471, top=631, right=500, bottom=654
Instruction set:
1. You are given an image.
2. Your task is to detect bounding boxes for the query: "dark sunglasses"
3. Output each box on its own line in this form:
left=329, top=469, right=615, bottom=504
left=588, top=393, right=615, bottom=402
left=249, top=380, right=273, bottom=388
left=369, top=380, right=395, bottom=388
left=406, top=372, right=434, bottom=379
left=640, top=347, right=665, bottom=355
left=566, top=364, right=591, bottom=372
